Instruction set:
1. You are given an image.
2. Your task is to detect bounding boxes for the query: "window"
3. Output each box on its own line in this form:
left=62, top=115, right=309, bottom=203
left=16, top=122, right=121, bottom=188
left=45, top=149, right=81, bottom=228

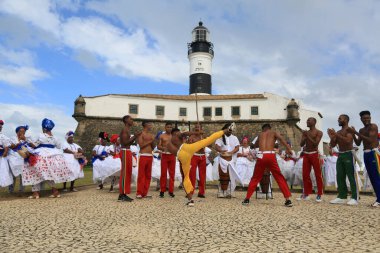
left=129, top=104, right=138, bottom=114
left=156, top=106, right=165, bottom=116
left=203, top=107, right=212, bottom=117
left=179, top=107, right=187, bottom=117
left=196, top=29, right=206, bottom=41
left=231, top=106, right=240, bottom=116
left=215, top=107, right=223, bottom=116
left=251, top=106, right=259, bottom=115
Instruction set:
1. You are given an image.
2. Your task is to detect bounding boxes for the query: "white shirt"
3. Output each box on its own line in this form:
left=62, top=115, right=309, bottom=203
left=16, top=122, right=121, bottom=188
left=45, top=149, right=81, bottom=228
left=238, top=146, right=251, bottom=156
left=0, top=133, right=10, bottom=147
left=92, top=145, right=110, bottom=155
left=215, top=134, right=240, bottom=153
left=34, top=133, right=61, bottom=149
left=62, top=142, right=82, bottom=152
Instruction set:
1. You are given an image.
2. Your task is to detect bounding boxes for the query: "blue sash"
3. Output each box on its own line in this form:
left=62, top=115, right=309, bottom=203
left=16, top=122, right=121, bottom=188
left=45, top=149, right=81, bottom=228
left=92, top=150, right=108, bottom=163
left=36, top=144, right=55, bottom=149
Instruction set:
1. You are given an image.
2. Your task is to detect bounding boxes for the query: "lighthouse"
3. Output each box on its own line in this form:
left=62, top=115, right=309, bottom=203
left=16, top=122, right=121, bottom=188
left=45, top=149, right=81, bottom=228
left=188, top=21, right=214, bottom=95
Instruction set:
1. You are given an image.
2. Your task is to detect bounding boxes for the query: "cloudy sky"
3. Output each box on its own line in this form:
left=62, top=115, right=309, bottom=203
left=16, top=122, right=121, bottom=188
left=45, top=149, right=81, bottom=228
left=0, top=0, right=379, bottom=141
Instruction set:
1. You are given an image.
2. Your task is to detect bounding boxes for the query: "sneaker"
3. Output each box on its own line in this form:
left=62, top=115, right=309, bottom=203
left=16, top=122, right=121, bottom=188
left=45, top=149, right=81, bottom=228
left=123, top=195, right=134, bottom=202
left=136, top=195, right=143, bottom=199
left=186, top=200, right=195, bottom=207
left=371, top=201, right=380, bottom=208
left=296, top=195, right=310, bottom=201
left=347, top=199, right=359, bottom=206
left=117, top=194, right=125, bottom=202
left=62, top=188, right=68, bottom=192
left=217, top=192, right=225, bottom=198
left=329, top=198, right=347, bottom=204
left=198, top=194, right=205, bottom=198
left=228, top=122, right=236, bottom=132
left=242, top=199, right=250, bottom=206
left=285, top=200, right=293, bottom=207
left=316, top=195, right=322, bottom=203
left=169, top=192, right=175, bottom=198
left=159, top=192, right=164, bottom=198
left=70, top=188, right=78, bottom=192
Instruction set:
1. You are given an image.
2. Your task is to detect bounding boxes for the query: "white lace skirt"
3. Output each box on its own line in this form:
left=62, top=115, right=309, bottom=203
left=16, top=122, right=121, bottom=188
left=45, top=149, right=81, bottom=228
left=22, top=147, right=74, bottom=186
left=235, top=157, right=255, bottom=186
left=7, top=150, right=24, bottom=177
left=92, top=156, right=121, bottom=183
left=0, top=157, right=13, bottom=187
left=63, top=153, right=84, bottom=180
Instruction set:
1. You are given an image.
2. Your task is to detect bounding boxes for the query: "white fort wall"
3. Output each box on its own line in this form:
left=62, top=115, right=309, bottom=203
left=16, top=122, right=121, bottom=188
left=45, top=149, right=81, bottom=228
left=83, top=92, right=322, bottom=130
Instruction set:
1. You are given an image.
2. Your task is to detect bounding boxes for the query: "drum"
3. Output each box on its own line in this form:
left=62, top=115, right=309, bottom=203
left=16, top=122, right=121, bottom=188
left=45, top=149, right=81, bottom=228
left=17, top=146, right=30, bottom=159
left=218, top=154, right=232, bottom=191
left=260, top=169, right=271, bottom=193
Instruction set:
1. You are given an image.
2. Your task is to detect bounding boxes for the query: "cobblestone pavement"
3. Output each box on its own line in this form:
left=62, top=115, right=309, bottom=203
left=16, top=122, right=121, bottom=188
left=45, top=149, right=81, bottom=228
left=0, top=187, right=379, bottom=253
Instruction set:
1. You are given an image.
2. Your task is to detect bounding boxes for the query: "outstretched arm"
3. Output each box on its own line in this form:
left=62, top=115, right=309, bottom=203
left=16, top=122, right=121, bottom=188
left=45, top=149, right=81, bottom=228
left=275, top=132, right=291, bottom=155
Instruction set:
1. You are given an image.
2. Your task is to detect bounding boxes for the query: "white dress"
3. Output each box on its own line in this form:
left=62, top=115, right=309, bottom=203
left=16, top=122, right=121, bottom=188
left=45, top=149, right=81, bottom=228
left=235, top=147, right=255, bottom=186
left=8, top=136, right=33, bottom=177
left=323, top=155, right=338, bottom=187
left=0, top=133, right=13, bottom=187
left=92, top=145, right=121, bottom=183
left=22, top=133, right=73, bottom=186
left=62, top=142, right=84, bottom=180
left=280, top=151, right=296, bottom=185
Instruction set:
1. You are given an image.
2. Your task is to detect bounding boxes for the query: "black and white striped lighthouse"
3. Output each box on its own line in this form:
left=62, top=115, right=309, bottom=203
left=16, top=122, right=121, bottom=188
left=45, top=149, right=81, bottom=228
left=188, top=21, right=214, bottom=95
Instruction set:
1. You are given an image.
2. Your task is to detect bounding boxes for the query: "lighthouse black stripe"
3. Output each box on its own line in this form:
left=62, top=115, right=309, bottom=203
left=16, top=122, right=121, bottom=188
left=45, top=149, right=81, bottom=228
left=189, top=73, right=212, bottom=94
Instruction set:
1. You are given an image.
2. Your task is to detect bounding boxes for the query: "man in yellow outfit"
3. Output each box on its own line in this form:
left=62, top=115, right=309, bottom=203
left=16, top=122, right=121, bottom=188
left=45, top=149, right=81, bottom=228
left=167, top=123, right=236, bottom=206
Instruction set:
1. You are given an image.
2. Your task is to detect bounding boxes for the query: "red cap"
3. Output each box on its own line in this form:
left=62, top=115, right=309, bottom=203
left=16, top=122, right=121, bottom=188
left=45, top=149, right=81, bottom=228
left=110, top=134, right=119, bottom=144
left=0, top=120, right=4, bottom=125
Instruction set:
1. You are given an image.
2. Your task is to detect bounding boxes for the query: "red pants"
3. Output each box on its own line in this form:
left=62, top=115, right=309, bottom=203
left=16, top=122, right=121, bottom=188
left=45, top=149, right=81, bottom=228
left=160, top=153, right=176, bottom=193
left=137, top=155, right=153, bottom=197
left=302, top=153, right=323, bottom=195
left=246, top=153, right=291, bottom=199
left=190, top=155, right=207, bottom=195
left=119, top=149, right=132, bottom=194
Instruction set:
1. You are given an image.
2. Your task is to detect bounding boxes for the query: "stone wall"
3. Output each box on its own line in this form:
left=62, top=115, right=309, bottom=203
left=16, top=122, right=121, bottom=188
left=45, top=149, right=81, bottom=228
left=74, top=116, right=303, bottom=158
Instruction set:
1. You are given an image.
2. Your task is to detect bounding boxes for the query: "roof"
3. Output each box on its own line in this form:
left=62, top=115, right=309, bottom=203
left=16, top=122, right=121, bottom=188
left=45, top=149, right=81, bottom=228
left=84, top=94, right=266, bottom=101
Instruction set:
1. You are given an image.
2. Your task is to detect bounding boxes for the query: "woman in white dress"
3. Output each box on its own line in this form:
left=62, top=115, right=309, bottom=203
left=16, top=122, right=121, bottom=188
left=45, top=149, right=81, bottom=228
left=92, top=132, right=121, bottom=190
left=23, top=118, right=74, bottom=199
left=236, top=138, right=255, bottom=186
left=62, top=131, right=86, bottom=192
left=107, top=134, right=122, bottom=192
left=0, top=120, right=13, bottom=188
left=8, top=125, right=32, bottom=192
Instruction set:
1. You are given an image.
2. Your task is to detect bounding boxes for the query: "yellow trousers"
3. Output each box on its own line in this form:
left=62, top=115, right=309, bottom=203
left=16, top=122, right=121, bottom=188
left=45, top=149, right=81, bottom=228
left=178, top=130, right=224, bottom=194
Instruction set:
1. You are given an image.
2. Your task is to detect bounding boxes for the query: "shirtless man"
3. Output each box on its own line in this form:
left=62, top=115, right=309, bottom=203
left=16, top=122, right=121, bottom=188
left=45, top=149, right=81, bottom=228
left=158, top=122, right=176, bottom=198
left=328, top=114, right=358, bottom=205
left=297, top=117, right=324, bottom=202
left=242, top=124, right=293, bottom=207
left=188, top=124, right=207, bottom=198
left=348, top=111, right=380, bottom=207
left=166, top=123, right=236, bottom=206
left=118, top=115, right=141, bottom=202
left=136, top=121, right=155, bottom=199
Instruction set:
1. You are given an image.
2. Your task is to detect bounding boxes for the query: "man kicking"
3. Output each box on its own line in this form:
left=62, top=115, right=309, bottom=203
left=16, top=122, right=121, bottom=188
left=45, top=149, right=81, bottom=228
left=118, top=115, right=141, bottom=202
left=328, top=114, right=359, bottom=206
left=297, top=117, right=324, bottom=202
left=166, top=123, right=236, bottom=206
left=348, top=111, right=380, bottom=207
left=242, top=124, right=293, bottom=207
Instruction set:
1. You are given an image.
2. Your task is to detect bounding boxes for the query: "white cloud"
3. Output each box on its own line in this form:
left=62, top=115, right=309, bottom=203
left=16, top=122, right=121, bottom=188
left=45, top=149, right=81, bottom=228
left=1, top=0, right=380, bottom=134
left=0, top=103, right=77, bottom=143
left=0, top=65, right=48, bottom=87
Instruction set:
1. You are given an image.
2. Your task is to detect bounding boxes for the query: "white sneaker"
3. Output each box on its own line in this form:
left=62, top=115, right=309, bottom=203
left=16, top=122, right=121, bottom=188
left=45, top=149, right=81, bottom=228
left=217, top=192, right=225, bottom=198
left=329, top=198, right=347, bottom=204
left=296, top=195, right=310, bottom=201
left=228, top=122, right=236, bottom=132
left=347, top=199, right=359, bottom=206
left=371, top=201, right=380, bottom=208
